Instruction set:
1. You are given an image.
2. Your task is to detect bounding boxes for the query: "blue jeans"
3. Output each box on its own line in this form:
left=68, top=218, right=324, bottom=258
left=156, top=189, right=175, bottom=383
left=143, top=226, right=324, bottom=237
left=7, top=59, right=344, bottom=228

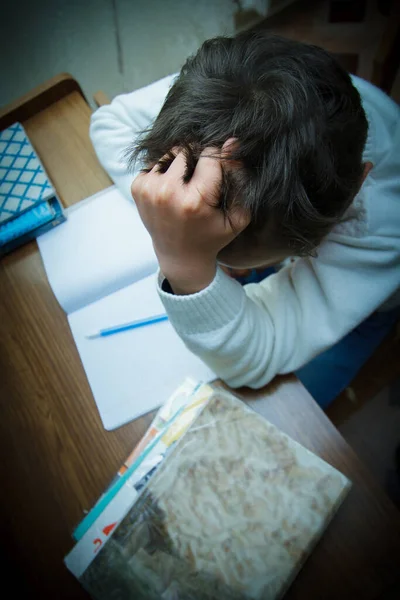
left=237, top=268, right=399, bottom=409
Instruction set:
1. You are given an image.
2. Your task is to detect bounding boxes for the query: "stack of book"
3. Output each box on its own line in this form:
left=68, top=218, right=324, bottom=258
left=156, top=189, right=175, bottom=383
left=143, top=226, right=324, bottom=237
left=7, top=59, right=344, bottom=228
left=65, top=379, right=351, bottom=600
left=0, top=122, right=65, bottom=256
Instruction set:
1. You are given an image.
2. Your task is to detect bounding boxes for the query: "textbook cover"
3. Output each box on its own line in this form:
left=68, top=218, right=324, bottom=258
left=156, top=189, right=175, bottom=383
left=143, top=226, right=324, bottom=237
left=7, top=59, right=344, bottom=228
left=0, top=122, right=65, bottom=255
left=65, top=386, right=351, bottom=600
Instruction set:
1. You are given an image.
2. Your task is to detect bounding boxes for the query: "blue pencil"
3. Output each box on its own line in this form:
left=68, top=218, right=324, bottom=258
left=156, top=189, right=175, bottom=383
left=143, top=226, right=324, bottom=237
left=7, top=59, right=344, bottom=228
left=86, top=313, right=168, bottom=339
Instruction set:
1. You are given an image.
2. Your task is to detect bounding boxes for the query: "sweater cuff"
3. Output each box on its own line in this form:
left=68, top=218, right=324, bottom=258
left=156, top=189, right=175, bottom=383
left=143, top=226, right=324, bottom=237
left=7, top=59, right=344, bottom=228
left=157, top=266, right=245, bottom=335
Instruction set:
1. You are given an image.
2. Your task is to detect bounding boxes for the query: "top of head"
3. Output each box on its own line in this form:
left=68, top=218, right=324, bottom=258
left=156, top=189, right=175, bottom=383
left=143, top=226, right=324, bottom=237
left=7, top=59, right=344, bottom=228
left=131, top=31, right=368, bottom=256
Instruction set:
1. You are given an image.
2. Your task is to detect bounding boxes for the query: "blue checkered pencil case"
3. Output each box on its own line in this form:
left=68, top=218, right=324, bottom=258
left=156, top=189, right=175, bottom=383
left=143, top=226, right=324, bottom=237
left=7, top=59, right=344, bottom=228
left=0, top=122, right=65, bottom=256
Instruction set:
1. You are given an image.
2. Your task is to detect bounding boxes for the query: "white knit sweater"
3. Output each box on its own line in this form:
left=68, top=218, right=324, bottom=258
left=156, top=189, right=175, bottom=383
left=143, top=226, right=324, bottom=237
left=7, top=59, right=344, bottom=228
left=90, top=74, right=400, bottom=389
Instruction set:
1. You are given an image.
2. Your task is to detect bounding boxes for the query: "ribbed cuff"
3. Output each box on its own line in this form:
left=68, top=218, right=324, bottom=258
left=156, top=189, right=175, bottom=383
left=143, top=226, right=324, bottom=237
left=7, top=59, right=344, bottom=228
left=157, top=266, right=245, bottom=335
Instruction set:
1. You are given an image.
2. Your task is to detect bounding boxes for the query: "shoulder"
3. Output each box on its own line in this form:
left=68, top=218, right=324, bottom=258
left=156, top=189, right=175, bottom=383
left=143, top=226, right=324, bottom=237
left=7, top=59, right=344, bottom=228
left=351, top=75, right=399, bottom=169
left=331, top=77, right=400, bottom=241
left=91, top=73, right=178, bottom=128
left=119, top=73, right=178, bottom=109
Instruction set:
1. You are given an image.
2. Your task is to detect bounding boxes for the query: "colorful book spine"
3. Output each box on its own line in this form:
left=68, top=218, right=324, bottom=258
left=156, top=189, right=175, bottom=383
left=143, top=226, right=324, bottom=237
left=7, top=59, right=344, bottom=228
left=72, top=379, right=213, bottom=542
left=66, top=380, right=214, bottom=578
left=0, top=196, right=65, bottom=255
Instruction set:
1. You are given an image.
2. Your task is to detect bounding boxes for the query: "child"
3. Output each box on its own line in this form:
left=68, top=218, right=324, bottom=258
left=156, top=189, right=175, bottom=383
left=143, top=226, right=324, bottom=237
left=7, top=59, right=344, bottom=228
left=90, top=32, right=400, bottom=408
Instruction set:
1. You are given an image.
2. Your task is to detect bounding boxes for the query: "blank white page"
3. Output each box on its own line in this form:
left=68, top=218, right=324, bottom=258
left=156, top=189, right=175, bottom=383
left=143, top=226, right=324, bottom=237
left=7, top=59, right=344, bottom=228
left=38, top=186, right=158, bottom=314
left=68, top=273, right=216, bottom=430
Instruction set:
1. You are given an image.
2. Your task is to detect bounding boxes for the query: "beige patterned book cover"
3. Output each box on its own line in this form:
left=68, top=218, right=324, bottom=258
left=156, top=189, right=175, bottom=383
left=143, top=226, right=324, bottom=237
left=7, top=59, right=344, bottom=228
left=78, top=389, right=351, bottom=599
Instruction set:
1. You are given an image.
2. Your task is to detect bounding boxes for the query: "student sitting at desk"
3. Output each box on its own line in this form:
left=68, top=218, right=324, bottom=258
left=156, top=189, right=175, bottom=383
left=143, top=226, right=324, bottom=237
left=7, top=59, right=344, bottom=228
left=90, top=32, right=400, bottom=408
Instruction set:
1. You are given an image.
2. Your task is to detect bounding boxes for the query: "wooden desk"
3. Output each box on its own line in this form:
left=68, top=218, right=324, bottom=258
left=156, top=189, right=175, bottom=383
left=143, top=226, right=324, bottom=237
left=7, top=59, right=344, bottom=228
left=1, top=79, right=399, bottom=600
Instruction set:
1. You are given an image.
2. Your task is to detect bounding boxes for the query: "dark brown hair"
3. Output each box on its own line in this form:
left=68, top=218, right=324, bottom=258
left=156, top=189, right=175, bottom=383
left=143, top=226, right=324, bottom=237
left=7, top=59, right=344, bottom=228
left=129, top=31, right=368, bottom=254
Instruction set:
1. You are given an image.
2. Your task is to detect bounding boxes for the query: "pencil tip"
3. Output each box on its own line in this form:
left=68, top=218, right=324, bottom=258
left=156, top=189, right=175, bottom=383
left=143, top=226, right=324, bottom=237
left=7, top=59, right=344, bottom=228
left=86, top=332, right=99, bottom=340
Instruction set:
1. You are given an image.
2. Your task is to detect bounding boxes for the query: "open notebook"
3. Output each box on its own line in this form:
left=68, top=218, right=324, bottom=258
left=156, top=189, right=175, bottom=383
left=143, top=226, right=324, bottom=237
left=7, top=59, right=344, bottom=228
left=38, top=186, right=215, bottom=430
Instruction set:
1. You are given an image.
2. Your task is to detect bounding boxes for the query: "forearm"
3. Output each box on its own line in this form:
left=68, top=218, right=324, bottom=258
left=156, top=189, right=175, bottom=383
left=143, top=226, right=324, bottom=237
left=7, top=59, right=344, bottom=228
left=158, top=237, right=400, bottom=390
left=158, top=267, right=279, bottom=388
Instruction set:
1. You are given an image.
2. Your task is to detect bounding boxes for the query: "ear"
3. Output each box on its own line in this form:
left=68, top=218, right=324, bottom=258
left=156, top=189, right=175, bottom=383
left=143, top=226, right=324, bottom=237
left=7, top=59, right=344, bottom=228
left=361, top=161, right=373, bottom=185
left=228, top=204, right=251, bottom=235
left=221, top=138, right=243, bottom=177
left=221, top=137, right=240, bottom=159
left=352, top=161, right=373, bottom=197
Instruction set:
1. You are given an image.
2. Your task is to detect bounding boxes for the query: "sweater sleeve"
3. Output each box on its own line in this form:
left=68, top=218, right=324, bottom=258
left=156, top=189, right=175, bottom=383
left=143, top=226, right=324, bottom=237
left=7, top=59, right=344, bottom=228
left=158, top=219, right=400, bottom=389
left=89, top=74, right=177, bottom=201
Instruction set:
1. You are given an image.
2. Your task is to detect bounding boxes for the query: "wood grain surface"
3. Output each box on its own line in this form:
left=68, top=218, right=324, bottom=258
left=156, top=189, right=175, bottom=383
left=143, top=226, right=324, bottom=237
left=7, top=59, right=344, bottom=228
left=1, top=87, right=399, bottom=599
left=0, top=73, right=87, bottom=131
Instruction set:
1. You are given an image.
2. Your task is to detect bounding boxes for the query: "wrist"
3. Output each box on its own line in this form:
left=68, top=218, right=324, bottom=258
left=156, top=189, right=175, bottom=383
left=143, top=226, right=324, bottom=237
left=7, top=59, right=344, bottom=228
left=160, top=260, right=216, bottom=295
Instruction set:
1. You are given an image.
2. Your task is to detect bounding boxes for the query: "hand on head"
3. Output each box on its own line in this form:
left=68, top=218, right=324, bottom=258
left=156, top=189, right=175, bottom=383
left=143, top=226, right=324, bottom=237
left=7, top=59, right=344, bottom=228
left=131, top=142, right=250, bottom=295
